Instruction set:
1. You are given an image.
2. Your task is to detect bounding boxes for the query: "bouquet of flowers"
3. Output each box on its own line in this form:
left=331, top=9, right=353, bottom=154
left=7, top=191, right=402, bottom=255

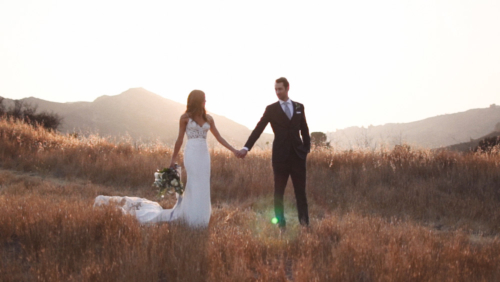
left=153, top=164, right=184, bottom=198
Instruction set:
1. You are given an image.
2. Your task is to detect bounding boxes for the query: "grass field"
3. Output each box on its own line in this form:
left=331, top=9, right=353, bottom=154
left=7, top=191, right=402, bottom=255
left=1, top=118, right=500, bottom=281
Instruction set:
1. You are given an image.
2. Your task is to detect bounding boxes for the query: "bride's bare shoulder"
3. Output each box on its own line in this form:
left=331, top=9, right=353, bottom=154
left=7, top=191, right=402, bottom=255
left=206, top=114, right=214, bottom=123
left=180, top=113, right=190, bottom=122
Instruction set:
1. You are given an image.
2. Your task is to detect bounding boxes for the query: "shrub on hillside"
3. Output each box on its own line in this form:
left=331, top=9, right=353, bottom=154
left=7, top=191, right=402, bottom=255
left=476, top=136, right=500, bottom=153
left=0, top=98, right=62, bottom=131
left=0, top=97, right=4, bottom=116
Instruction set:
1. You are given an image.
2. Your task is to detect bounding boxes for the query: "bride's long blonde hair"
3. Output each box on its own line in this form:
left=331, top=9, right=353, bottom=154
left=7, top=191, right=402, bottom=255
left=185, top=90, right=207, bottom=121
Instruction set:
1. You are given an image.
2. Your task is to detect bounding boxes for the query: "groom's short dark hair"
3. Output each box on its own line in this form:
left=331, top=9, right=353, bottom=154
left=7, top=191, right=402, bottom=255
left=276, top=77, right=289, bottom=89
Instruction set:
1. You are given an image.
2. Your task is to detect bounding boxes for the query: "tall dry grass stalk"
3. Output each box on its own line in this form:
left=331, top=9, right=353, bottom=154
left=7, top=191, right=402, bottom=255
left=1, top=118, right=500, bottom=281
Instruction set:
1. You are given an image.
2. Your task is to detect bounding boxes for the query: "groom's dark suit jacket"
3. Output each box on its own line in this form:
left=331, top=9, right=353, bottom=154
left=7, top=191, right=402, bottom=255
left=245, top=101, right=311, bottom=163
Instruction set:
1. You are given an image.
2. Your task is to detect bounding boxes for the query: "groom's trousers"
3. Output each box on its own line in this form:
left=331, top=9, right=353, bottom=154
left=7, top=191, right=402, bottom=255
left=272, top=149, right=309, bottom=227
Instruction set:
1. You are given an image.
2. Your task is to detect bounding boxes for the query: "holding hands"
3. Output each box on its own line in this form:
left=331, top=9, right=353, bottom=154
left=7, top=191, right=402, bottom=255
left=234, top=149, right=248, bottom=159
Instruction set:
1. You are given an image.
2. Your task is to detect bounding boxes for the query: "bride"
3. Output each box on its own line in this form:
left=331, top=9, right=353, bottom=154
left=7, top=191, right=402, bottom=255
left=94, top=90, right=239, bottom=228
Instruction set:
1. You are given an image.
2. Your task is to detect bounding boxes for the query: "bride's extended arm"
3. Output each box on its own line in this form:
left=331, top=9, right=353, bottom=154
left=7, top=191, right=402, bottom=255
left=207, top=115, right=238, bottom=155
left=170, top=115, right=189, bottom=167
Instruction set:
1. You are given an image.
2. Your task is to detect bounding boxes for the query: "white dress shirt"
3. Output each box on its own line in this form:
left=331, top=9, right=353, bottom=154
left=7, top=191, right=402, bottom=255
left=243, top=99, right=293, bottom=151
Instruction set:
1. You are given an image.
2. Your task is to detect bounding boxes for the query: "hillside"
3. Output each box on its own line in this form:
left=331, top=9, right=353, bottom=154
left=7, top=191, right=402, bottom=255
left=2, top=88, right=272, bottom=148
left=327, top=104, right=500, bottom=149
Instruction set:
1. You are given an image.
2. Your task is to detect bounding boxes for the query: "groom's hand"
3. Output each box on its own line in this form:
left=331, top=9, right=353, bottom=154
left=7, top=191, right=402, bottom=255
left=238, top=149, right=248, bottom=159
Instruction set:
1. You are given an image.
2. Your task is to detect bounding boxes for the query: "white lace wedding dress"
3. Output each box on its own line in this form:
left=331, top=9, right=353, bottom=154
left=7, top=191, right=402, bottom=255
left=94, top=118, right=211, bottom=228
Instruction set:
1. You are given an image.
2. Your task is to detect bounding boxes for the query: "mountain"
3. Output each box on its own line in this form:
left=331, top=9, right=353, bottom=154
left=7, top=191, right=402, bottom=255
left=2, top=88, right=272, bottom=148
left=4, top=89, right=499, bottom=150
left=327, top=104, right=500, bottom=149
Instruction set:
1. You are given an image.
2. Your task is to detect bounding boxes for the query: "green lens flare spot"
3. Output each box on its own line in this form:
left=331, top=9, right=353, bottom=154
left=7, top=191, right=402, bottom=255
left=271, top=217, right=278, bottom=224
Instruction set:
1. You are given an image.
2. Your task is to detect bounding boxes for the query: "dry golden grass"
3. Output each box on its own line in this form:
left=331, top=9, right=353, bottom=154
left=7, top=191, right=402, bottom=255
left=1, top=118, right=500, bottom=281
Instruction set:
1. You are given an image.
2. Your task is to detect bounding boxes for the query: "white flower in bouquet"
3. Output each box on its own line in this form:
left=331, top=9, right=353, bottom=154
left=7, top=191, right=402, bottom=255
left=154, top=172, right=163, bottom=181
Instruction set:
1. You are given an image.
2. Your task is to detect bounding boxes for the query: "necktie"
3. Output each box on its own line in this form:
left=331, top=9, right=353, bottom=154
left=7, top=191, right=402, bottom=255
left=283, top=101, right=292, bottom=120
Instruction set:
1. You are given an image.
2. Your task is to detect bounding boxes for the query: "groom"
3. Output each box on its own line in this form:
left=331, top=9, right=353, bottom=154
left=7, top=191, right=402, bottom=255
left=238, top=77, right=311, bottom=228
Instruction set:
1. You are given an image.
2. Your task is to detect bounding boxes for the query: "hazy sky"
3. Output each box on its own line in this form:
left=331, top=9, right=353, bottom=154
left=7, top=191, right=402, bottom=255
left=1, top=0, right=499, bottom=133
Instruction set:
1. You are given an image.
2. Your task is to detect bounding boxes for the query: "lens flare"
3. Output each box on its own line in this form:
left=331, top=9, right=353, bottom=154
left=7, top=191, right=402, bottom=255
left=271, top=217, right=278, bottom=224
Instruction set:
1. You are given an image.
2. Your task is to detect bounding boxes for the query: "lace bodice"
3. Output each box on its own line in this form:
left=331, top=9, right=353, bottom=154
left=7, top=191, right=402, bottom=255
left=186, top=118, right=210, bottom=139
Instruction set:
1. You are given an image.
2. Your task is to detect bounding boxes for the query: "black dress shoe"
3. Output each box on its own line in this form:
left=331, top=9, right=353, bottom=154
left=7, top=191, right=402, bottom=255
left=300, top=218, right=309, bottom=226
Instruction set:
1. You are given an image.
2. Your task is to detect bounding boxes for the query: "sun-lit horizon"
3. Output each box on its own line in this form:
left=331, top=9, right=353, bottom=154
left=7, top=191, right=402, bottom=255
left=1, top=0, right=499, bottom=133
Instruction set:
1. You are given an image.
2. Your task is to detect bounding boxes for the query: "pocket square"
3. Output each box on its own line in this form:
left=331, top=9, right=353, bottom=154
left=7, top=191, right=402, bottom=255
left=296, top=111, right=302, bottom=114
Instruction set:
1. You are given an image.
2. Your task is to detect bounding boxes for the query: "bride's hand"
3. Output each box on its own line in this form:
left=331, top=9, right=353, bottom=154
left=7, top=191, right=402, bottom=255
left=169, top=160, right=176, bottom=168
left=232, top=149, right=242, bottom=158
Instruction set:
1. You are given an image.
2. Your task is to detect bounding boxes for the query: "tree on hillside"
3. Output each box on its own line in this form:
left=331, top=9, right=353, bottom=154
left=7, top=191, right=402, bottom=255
left=0, top=99, right=63, bottom=131
left=311, top=131, right=329, bottom=147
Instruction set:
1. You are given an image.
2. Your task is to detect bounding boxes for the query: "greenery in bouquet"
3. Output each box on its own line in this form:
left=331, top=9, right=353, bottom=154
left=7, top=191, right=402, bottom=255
left=153, top=164, right=184, bottom=198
